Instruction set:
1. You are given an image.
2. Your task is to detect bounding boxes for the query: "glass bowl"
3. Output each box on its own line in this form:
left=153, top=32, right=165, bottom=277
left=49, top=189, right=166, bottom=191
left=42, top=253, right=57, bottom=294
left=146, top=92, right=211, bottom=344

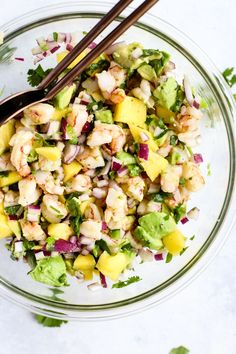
left=0, top=1, right=235, bottom=321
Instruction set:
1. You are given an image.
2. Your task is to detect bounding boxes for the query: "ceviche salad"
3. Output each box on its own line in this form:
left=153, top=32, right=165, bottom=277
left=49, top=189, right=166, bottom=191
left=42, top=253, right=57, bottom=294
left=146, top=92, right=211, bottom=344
left=0, top=34, right=205, bottom=290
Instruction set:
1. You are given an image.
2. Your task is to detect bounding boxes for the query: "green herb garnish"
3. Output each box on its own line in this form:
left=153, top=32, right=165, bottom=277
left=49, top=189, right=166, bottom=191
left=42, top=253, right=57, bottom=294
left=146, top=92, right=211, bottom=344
left=169, top=346, right=189, bottom=354
left=27, top=65, right=53, bottom=87
left=66, top=196, right=82, bottom=235
left=112, top=276, right=141, bottom=288
left=166, top=252, right=173, bottom=263
left=222, top=67, right=236, bottom=88
left=35, top=315, right=68, bottom=327
left=66, top=124, right=78, bottom=144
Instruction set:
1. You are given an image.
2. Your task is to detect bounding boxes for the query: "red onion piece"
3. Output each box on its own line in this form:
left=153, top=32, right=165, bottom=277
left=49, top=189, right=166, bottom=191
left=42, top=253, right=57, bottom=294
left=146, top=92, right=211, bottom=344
left=138, top=144, right=149, bottom=160
left=105, top=41, right=125, bottom=55
left=66, top=43, right=73, bottom=52
left=154, top=253, right=164, bottom=261
left=100, top=272, right=107, bottom=288
left=181, top=216, right=189, bottom=225
left=80, top=99, right=89, bottom=106
left=50, top=45, right=60, bottom=54
left=63, top=143, right=80, bottom=164
left=81, top=121, right=92, bottom=133
left=60, top=118, right=69, bottom=140
left=69, top=236, right=78, bottom=244
left=92, top=188, right=106, bottom=199
left=54, top=239, right=80, bottom=253
left=15, top=57, right=24, bottom=62
left=183, top=76, right=194, bottom=106
left=193, top=153, right=203, bottom=164
left=43, top=251, right=51, bottom=257
left=27, top=205, right=41, bottom=222
left=88, top=42, right=97, bottom=49
left=102, top=221, right=108, bottom=231
left=193, top=100, right=200, bottom=109
left=112, top=157, right=122, bottom=171
left=117, top=166, right=128, bottom=177
left=8, top=215, right=18, bottom=221
left=42, top=50, right=50, bottom=57
left=140, top=132, right=149, bottom=142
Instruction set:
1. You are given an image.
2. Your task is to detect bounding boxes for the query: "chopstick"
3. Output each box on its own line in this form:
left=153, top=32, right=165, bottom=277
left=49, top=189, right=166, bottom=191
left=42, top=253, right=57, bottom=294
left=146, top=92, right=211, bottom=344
left=39, top=0, right=134, bottom=90
left=46, top=0, right=158, bottom=99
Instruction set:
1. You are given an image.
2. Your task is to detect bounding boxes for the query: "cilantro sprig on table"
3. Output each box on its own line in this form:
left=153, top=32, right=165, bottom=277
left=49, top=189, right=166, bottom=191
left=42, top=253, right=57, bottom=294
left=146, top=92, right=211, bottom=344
left=222, top=67, right=236, bottom=100
left=35, top=315, right=68, bottom=327
left=112, top=276, right=142, bottom=288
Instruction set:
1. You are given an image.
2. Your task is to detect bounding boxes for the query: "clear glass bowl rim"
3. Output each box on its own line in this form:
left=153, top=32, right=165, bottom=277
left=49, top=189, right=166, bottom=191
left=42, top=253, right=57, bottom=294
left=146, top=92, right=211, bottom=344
left=0, top=1, right=235, bottom=321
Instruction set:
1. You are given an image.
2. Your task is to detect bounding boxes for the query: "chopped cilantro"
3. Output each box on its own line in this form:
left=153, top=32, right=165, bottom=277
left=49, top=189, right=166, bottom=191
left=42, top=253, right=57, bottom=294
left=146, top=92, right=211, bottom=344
left=27, top=149, right=38, bottom=163
left=180, top=247, right=188, bottom=256
left=207, top=162, right=211, bottom=176
left=112, top=276, right=141, bottom=288
left=170, top=135, right=178, bottom=146
left=87, top=100, right=104, bottom=113
left=50, top=205, right=63, bottom=218
left=95, top=239, right=111, bottom=255
left=35, top=315, right=68, bottom=327
left=0, top=171, right=9, bottom=177
left=66, top=124, right=78, bottom=145
left=166, top=252, right=173, bottom=263
left=179, top=177, right=186, bottom=186
left=46, top=237, right=56, bottom=251
left=172, top=203, right=186, bottom=223
left=157, top=118, right=167, bottom=130
left=150, top=191, right=173, bottom=203
left=190, top=235, right=195, bottom=241
left=82, top=31, right=88, bottom=35
left=4, top=204, right=22, bottom=216
left=53, top=32, right=58, bottom=42
left=222, top=67, right=236, bottom=88
left=23, top=239, right=36, bottom=251
left=128, top=164, right=142, bottom=177
left=66, top=196, right=82, bottom=235
left=27, top=65, right=53, bottom=87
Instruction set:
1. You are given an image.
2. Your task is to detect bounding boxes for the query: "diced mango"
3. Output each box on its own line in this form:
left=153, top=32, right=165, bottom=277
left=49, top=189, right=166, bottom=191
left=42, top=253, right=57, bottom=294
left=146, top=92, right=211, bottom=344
left=0, top=201, right=4, bottom=214
left=52, top=108, right=71, bottom=121
left=114, top=96, right=146, bottom=128
left=7, top=219, right=21, bottom=240
left=80, top=197, right=95, bottom=215
left=163, top=229, right=185, bottom=255
left=140, top=150, right=168, bottom=182
left=129, top=124, right=159, bottom=152
left=0, top=120, right=15, bottom=156
left=63, top=161, right=82, bottom=182
left=83, top=270, right=93, bottom=281
left=57, top=49, right=90, bottom=69
left=0, top=172, right=22, bottom=187
left=47, top=223, right=74, bottom=241
left=73, top=254, right=96, bottom=271
left=0, top=214, right=13, bottom=238
left=96, top=251, right=131, bottom=281
left=156, top=106, right=176, bottom=121
left=35, top=147, right=61, bottom=161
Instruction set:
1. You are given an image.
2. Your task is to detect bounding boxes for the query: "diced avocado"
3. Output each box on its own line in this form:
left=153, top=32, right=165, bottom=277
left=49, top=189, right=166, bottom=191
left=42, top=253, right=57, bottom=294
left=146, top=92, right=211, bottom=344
left=114, top=96, right=146, bottom=128
left=112, top=42, right=143, bottom=69
left=137, top=64, right=157, bottom=82
left=153, top=77, right=178, bottom=110
left=116, top=151, right=136, bottom=165
left=63, top=161, right=82, bottom=182
left=111, top=229, right=121, bottom=240
left=140, top=150, right=168, bottom=181
left=35, top=147, right=61, bottom=161
left=0, top=172, right=22, bottom=187
left=163, top=229, right=185, bottom=255
left=134, top=212, right=176, bottom=250
left=30, top=255, right=68, bottom=287
left=73, top=254, right=95, bottom=271
left=0, top=214, right=13, bottom=238
left=95, top=109, right=113, bottom=124
left=54, top=83, right=76, bottom=110
left=47, top=223, right=74, bottom=241
left=7, top=219, right=21, bottom=240
left=0, top=120, right=15, bottom=156
left=128, top=164, right=142, bottom=177
left=129, top=124, right=158, bottom=152
left=96, top=251, right=133, bottom=281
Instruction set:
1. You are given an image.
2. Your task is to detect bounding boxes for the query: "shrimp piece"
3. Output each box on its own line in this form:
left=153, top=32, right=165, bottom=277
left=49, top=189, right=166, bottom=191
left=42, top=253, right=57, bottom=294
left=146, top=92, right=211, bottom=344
left=35, top=171, right=64, bottom=195
left=177, top=106, right=203, bottom=147
left=104, top=187, right=128, bottom=230
left=80, top=220, right=102, bottom=240
left=41, top=194, right=68, bottom=223
left=24, top=103, right=55, bottom=125
left=18, top=176, right=41, bottom=206
left=0, top=153, right=15, bottom=171
left=87, top=121, right=126, bottom=155
left=20, top=220, right=46, bottom=241
left=160, top=165, right=182, bottom=193
left=76, top=146, right=105, bottom=169
left=109, top=88, right=125, bottom=104
left=96, top=71, right=116, bottom=100
left=66, top=174, right=92, bottom=193
left=125, top=177, right=145, bottom=202
left=84, top=203, right=103, bottom=221
left=9, top=130, right=34, bottom=177
left=109, top=62, right=126, bottom=86
left=67, top=103, right=88, bottom=137
left=132, top=80, right=155, bottom=108
left=137, top=199, right=161, bottom=215
left=3, top=191, right=19, bottom=207
left=38, top=155, right=61, bottom=172
left=182, top=162, right=205, bottom=192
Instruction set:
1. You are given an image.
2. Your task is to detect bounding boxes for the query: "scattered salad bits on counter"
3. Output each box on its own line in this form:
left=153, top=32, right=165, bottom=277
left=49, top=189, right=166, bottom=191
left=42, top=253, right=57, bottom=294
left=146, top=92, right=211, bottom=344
left=0, top=38, right=206, bottom=290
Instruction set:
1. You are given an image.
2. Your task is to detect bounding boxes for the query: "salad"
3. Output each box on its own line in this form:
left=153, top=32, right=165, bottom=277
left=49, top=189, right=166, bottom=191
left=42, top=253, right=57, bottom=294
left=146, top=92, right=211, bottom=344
left=0, top=37, right=205, bottom=290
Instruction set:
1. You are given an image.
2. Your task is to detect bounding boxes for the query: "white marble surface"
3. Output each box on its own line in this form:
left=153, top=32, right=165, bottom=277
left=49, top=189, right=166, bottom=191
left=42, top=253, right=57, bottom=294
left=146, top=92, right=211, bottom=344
left=0, top=1, right=236, bottom=353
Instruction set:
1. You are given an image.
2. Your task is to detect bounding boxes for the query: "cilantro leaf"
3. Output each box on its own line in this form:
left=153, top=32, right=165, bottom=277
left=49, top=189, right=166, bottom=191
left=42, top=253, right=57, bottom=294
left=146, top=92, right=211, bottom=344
left=66, top=196, right=82, bottom=235
left=27, top=65, right=53, bottom=87
left=35, top=315, right=68, bottom=327
left=112, top=276, right=142, bottom=289
left=169, top=346, right=189, bottom=354
left=222, top=67, right=236, bottom=88
left=166, top=252, right=173, bottom=263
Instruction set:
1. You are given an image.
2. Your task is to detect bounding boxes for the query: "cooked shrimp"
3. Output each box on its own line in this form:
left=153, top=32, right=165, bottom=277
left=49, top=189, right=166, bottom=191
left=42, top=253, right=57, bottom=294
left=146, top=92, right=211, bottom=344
left=67, top=103, right=88, bottom=137
left=76, top=146, right=105, bottom=169
left=132, top=80, right=155, bottom=108
left=137, top=199, right=161, bottom=215
left=35, top=171, right=64, bottom=195
left=24, top=103, right=55, bottom=125
left=80, top=220, right=102, bottom=240
left=104, top=187, right=128, bottom=229
left=160, top=165, right=182, bottom=193
left=3, top=191, right=19, bottom=207
left=84, top=203, right=103, bottom=221
left=126, top=177, right=145, bottom=202
left=109, top=62, right=126, bottom=86
left=177, top=106, right=203, bottom=147
left=41, top=194, right=68, bottom=223
left=96, top=71, right=116, bottom=100
left=87, top=121, right=126, bottom=154
left=20, top=220, right=46, bottom=241
left=18, top=176, right=41, bottom=206
left=66, top=174, right=92, bottom=193
left=182, top=162, right=205, bottom=192
left=9, top=130, right=34, bottom=177
left=0, top=153, right=15, bottom=171
left=109, top=88, right=125, bottom=104
left=38, top=155, right=61, bottom=172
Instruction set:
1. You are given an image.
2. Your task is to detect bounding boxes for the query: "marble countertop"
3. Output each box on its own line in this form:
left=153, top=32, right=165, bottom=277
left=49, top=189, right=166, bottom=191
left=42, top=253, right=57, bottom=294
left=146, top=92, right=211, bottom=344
left=0, top=1, right=235, bottom=353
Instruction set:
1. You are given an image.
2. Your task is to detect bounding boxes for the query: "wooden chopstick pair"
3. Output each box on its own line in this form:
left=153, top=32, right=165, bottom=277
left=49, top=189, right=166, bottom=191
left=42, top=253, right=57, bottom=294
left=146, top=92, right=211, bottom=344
left=0, top=0, right=158, bottom=125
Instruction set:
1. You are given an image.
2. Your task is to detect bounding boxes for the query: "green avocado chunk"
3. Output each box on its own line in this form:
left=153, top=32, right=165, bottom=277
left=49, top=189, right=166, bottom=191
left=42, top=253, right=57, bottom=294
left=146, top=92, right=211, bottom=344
left=95, top=109, right=113, bottom=124
left=134, top=212, right=176, bottom=250
left=54, top=83, right=76, bottom=110
left=30, top=255, right=68, bottom=287
left=116, top=151, right=136, bottom=165
left=137, top=64, right=157, bottom=82
left=153, top=77, right=178, bottom=110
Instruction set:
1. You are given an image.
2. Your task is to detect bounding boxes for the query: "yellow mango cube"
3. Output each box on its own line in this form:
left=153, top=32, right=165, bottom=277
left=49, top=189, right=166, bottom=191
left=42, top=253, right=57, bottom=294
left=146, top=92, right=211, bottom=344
left=114, top=96, right=146, bottom=128
left=63, top=161, right=82, bottom=182
left=57, top=49, right=90, bottom=69
left=52, top=108, right=71, bottom=121
left=156, top=106, right=176, bottom=121
left=140, top=150, right=168, bottom=182
left=47, top=223, right=74, bottom=241
left=96, top=251, right=131, bottom=281
left=0, top=120, right=15, bottom=156
left=73, top=254, right=96, bottom=271
left=7, top=219, right=21, bottom=240
left=163, top=229, right=186, bottom=255
left=129, top=124, right=159, bottom=152
left=0, top=171, right=22, bottom=187
left=0, top=215, right=13, bottom=239
left=35, top=147, right=61, bottom=161
left=0, top=201, right=4, bottom=214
